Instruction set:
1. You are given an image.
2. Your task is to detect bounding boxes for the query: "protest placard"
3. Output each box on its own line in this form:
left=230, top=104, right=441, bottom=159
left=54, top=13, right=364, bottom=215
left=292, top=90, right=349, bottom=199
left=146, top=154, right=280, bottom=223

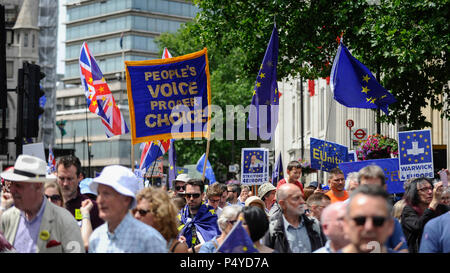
left=310, top=138, right=348, bottom=172
left=241, top=148, right=269, bottom=185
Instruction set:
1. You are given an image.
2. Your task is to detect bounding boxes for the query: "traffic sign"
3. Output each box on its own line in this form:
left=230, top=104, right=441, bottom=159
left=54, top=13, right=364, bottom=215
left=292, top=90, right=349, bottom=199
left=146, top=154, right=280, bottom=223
left=352, top=128, right=368, bottom=141
left=346, top=119, right=354, bottom=129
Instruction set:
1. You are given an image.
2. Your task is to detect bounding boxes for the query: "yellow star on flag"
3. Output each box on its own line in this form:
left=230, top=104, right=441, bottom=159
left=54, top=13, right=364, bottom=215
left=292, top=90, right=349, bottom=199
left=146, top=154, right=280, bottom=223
left=260, top=73, right=265, bottom=79
left=256, top=82, right=261, bottom=88
left=88, top=77, right=93, bottom=83
left=108, top=102, right=113, bottom=107
left=243, top=246, right=248, bottom=252
left=362, top=74, right=370, bottom=83
left=361, top=86, right=370, bottom=94
left=366, top=97, right=372, bottom=102
left=92, top=101, right=97, bottom=106
left=99, top=86, right=104, bottom=92
left=209, top=209, right=215, bottom=215
left=370, top=98, right=377, bottom=104
left=101, top=96, right=107, bottom=101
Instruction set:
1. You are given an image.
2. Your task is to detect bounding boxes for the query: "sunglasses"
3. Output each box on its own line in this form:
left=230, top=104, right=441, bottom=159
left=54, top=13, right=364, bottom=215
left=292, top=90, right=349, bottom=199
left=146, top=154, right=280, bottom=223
left=132, top=208, right=151, bottom=216
left=352, top=216, right=387, bottom=227
left=228, top=219, right=238, bottom=226
left=175, top=186, right=186, bottom=191
left=45, top=194, right=62, bottom=202
left=184, top=193, right=201, bottom=199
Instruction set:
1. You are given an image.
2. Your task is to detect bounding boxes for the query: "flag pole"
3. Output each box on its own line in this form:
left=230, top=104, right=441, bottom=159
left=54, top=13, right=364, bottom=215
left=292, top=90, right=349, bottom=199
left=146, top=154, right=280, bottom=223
left=201, top=137, right=211, bottom=182
left=131, top=143, right=134, bottom=172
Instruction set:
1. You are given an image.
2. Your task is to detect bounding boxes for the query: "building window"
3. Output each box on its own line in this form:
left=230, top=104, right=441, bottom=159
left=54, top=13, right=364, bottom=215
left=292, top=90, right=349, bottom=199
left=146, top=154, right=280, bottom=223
left=32, top=34, right=35, bottom=48
left=16, top=33, right=20, bottom=45
left=23, top=33, right=28, bottom=47
left=6, top=29, right=13, bottom=45
left=6, top=61, right=14, bottom=79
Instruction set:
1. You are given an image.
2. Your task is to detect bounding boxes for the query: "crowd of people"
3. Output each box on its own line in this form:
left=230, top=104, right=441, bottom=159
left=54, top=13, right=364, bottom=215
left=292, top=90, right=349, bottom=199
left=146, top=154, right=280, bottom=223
left=0, top=155, right=449, bottom=253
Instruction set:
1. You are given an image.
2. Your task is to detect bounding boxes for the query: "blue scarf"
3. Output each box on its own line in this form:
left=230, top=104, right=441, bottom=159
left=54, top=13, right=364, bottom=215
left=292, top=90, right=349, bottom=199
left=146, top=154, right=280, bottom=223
left=178, top=202, right=220, bottom=248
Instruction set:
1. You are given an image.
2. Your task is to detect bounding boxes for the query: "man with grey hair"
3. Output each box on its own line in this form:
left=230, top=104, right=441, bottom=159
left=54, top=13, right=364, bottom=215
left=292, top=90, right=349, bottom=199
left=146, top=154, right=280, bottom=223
left=341, top=185, right=395, bottom=253
left=263, top=183, right=326, bottom=253
left=314, top=202, right=349, bottom=253
left=345, top=172, right=359, bottom=194
left=357, top=165, right=386, bottom=186
left=0, top=155, right=83, bottom=253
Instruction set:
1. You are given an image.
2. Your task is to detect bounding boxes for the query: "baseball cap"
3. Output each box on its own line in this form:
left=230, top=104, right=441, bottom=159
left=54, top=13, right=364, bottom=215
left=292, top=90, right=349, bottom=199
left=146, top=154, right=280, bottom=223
left=258, top=183, right=276, bottom=199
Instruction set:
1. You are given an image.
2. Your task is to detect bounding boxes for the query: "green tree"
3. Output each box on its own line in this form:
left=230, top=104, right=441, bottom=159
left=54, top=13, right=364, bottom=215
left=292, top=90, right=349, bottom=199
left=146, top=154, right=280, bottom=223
left=156, top=22, right=258, bottom=180
left=194, top=0, right=450, bottom=129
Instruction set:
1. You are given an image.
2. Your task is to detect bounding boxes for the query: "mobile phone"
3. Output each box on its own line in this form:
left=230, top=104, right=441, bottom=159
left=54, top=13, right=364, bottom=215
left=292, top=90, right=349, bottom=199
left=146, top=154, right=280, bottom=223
left=318, top=183, right=322, bottom=190
left=439, top=170, right=448, bottom=188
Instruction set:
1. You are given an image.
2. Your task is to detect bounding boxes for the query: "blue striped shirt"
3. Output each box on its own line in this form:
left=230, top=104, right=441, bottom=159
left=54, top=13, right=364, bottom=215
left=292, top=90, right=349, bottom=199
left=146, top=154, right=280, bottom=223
left=88, top=213, right=167, bottom=253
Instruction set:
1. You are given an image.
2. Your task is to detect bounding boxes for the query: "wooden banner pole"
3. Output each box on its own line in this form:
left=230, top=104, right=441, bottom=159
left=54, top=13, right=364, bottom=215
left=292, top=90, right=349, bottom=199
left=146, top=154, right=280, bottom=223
left=131, top=142, right=134, bottom=172
left=202, top=137, right=211, bottom=182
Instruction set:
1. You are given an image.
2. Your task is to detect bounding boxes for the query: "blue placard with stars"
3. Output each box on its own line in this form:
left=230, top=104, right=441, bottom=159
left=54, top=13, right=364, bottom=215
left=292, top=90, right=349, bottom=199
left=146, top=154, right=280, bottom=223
left=241, top=148, right=269, bottom=185
left=398, top=129, right=434, bottom=180
left=348, top=150, right=357, bottom=162
left=310, top=138, right=349, bottom=172
left=339, top=158, right=404, bottom=194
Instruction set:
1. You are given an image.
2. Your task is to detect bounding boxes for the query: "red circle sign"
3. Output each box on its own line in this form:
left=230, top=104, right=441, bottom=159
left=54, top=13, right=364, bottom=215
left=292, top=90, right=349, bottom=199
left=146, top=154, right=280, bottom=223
left=346, top=119, right=354, bottom=128
left=354, top=129, right=367, bottom=139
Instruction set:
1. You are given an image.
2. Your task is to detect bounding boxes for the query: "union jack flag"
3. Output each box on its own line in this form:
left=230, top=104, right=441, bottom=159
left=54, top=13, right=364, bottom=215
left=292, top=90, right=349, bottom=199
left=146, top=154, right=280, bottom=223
left=140, top=140, right=171, bottom=171
left=139, top=48, right=174, bottom=171
left=79, top=42, right=129, bottom=137
left=48, top=145, right=56, bottom=174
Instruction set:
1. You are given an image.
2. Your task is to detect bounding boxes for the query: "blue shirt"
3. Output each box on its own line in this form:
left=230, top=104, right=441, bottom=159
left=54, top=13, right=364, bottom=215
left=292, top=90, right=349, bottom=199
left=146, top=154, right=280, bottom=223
left=282, top=215, right=312, bottom=253
left=199, top=236, right=220, bottom=253
left=14, top=197, right=46, bottom=253
left=88, top=213, right=167, bottom=253
left=386, top=218, right=408, bottom=251
left=419, top=212, right=450, bottom=253
left=313, top=240, right=335, bottom=253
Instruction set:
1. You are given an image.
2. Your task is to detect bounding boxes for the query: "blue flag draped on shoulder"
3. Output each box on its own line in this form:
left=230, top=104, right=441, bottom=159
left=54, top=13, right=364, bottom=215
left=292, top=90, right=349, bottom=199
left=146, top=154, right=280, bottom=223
left=178, top=203, right=220, bottom=248
left=247, top=25, right=280, bottom=140
left=272, top=153, right=283, bottom=186
left=217, top=221, right=258, bottom=253
left=196, top=153, right=216, bottom=184
left=330, top=42, right=396, bottom=115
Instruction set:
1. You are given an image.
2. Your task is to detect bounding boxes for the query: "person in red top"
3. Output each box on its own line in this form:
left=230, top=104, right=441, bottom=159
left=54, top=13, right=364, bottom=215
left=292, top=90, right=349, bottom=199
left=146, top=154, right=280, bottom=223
left=276, top=161, right=304, bottom=196
left=325, top=168, right=349, bottom=203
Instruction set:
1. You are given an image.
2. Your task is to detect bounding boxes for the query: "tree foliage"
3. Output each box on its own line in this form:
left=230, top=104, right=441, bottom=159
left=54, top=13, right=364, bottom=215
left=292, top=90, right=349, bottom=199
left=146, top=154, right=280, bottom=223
left=156, top=22, right=258, bottom=180
left=194, top=0, right=450, bottom=129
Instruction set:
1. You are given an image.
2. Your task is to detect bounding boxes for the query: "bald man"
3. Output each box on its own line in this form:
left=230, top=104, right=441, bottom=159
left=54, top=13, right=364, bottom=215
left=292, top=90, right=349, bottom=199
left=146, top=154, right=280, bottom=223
left=314, top=202, right=349, bottom=253
left=263, top=184, right=326, bottom=253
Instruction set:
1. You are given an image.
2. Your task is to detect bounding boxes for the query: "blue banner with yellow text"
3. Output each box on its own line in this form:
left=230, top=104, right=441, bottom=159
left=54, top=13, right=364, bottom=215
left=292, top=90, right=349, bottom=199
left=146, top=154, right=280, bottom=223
left=310, top=138, right=348, bottom=172
left=125, top=48, right=211, bottom=144
left=338, top=158, right=404, bottom=194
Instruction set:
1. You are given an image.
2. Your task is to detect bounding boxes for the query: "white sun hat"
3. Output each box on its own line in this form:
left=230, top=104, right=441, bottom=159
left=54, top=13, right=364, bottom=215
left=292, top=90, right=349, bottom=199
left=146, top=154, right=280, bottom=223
left=89, top=165, right=140, bottom=208
left=1, top=154, right=56, bottom=183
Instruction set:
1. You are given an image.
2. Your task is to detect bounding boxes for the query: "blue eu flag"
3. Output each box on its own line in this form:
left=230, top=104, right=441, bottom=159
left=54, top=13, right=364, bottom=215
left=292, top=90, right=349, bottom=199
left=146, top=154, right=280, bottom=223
left=196, top=153, right=216, bottom=184
left=272, top=153, right=283, bottom=186
left=216, top=221, right=258, bottom=253
left=330, top=42, right=396, bottom=115
left=247, top=25, right=279, bottom=140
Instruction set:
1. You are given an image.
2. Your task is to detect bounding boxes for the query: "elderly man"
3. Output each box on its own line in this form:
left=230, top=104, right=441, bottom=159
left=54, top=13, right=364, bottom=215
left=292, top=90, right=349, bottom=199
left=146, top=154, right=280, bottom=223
left=172, top=173, right=190, bottom=196
left=258, top=183, right=276, bottom=213
left=325, top=168, right=349, bottom=203
left=178, top=179, right=220, bottom=253
left=88, top=165, right=167, bottom=253
left=56, top=155, right=103, bottom=229
left=341, top=185, right=395, bottom=253
left=0, top=155, right=83, bottom=253
left=263, top=183, right=326, bottom=253
left=345, top=172, right=359, bottom=195
left=314, top=202, right=349, bottom=253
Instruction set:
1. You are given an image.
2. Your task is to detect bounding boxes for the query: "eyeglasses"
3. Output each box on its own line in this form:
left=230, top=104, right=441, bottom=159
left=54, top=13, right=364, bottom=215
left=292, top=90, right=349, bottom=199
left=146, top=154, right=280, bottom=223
left=45, top=194, right=62, bottom=202
left=209, top=198, right=220, bottom=203
left=417, top=186, right=433, bottom=192
left=227, top=190, right=236, bottom=193
left=132, top=208, right=151, bottom=216
left=175, top=185, right=186, bottom=191
left=228, top=219, right=238, bottom=226
left=184, top=193, right=201, bottom=199
left=352, top=216, right=387, bottom=227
